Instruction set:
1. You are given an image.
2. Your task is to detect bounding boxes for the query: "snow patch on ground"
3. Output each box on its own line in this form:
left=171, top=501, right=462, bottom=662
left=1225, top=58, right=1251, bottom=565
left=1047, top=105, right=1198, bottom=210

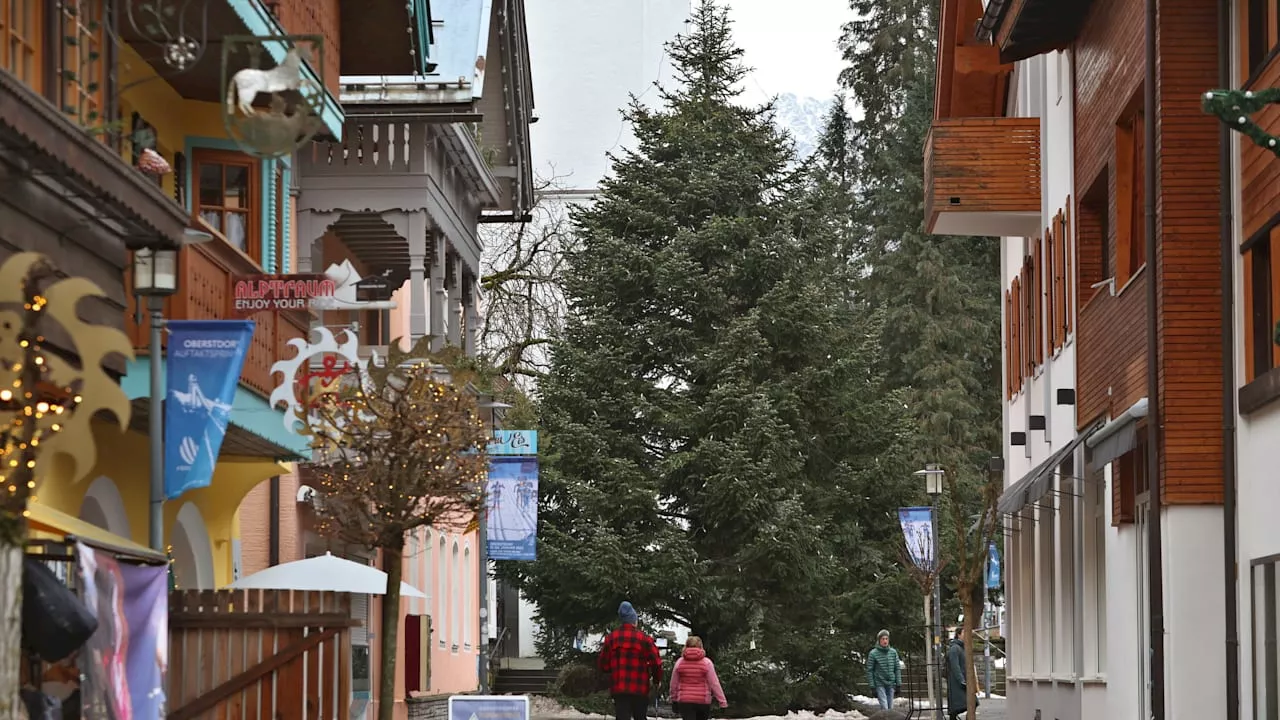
left=528, top=698, right=867, bottom=720
left=528, top=696, right=608, bottom=719
left=746, top=711, right=868, bottom=720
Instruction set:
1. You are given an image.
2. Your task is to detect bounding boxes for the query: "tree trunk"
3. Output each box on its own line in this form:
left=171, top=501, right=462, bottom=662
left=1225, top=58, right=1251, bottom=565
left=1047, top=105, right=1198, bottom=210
left=378, top=543, right=405, bottom=720
left=962, top=588, right=979, bottom=720
left=0, top=539, right=21, bottom=719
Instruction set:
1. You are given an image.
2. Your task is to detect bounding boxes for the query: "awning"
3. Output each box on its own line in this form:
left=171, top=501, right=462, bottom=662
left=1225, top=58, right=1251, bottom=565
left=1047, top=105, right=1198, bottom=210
left=1085, top=397, right=1149, bottom=470
left=27, top=503, right=167, bottom=564
left=997, top=424, right=1101, bottom=515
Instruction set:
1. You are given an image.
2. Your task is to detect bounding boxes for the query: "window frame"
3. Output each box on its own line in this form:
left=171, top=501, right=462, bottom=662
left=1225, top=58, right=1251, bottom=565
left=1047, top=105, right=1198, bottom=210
left=1245, top=0, right=1280, bottom=84
left=0, top=0, right=46, bottom=92
left=1242, top=218, right=1280, bottom=384
left=1253, top=555, right=1280, bottom=719
left=58, top=0, right=107, bottom=126
left=1115, top=111, right=1147, bottom=291
left=192, top=148, right=263, bottom=266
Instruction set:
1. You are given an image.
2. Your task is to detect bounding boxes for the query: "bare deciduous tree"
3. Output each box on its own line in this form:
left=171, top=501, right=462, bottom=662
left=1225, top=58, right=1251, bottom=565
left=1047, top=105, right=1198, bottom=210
left=305, top=337, right=489, bottom=720
left=942, top=461, right=1002, bottom=720
left=478, top=176, right=577, bottom=384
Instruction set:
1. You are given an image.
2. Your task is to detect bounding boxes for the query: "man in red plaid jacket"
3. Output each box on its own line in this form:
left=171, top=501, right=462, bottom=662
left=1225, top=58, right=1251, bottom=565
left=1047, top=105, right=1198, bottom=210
left=598, top=601, right=663, bottom=720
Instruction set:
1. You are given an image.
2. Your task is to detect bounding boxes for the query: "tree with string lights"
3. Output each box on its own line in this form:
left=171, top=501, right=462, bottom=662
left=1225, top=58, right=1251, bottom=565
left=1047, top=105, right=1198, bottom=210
left=0, top=253, right=133, bottom=720
left=302, top=337, right=488, bottom=720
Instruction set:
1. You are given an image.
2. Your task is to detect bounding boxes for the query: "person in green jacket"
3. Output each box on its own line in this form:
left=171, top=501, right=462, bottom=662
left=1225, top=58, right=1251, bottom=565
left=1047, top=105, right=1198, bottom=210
left=866, top=629, right=902, bottom=710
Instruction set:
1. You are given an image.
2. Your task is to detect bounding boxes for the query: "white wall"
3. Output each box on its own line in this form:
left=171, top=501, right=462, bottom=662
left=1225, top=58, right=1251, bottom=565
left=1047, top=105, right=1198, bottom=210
left=1163, top=507, right=1226, bottom=719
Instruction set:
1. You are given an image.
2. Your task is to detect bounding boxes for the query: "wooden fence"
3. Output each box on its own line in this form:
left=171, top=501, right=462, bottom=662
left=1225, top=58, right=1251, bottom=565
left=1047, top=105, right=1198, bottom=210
left=168, top=589, right=357, bottom=720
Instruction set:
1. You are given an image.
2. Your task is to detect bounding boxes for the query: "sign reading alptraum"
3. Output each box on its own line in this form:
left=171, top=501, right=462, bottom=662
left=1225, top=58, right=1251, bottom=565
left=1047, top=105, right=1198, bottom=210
left=231, top=274, right=336, bottom=316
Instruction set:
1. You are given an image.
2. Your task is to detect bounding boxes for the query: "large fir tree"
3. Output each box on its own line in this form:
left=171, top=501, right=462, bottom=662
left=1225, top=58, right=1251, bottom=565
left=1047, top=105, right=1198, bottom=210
left=512, top=1, right=915, bottom=708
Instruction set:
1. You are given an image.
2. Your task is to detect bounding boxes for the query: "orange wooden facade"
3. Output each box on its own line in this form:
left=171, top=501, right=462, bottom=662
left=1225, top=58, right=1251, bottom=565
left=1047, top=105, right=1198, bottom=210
left=1069, top=0, right=1224, bottom=507
left=924, top=118, right=1041, bottom=232
left=125, top=241, right=309, bottom=399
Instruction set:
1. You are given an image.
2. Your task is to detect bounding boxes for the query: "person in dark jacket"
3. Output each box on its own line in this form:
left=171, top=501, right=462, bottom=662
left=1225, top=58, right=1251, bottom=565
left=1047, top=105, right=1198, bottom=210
left=866, top=629, right=902, bottom=710
left=598, top=601, right=663, bottom=720
left=946, top=629, right=977, bottom=719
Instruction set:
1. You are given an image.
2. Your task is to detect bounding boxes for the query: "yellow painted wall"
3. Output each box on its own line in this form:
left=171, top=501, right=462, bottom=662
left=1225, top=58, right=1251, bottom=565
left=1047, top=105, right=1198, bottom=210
left=34, top=419, right=283, bottom=587
left=115, top=42, right=231, bottom=199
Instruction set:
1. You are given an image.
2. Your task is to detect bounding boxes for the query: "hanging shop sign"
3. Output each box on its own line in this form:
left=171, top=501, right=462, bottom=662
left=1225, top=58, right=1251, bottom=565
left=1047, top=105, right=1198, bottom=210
left=488, top=430, right=538, bottom=457
left=355, top=274, right=394, bottom=302
left=230, top=273, right=337, bottom=316
left=222, top=35, right=327, bottom=159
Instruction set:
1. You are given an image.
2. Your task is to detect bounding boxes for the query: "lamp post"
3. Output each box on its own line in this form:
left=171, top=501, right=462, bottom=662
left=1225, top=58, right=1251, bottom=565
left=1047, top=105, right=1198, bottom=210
left=477, top=399, right=512, bottom=694
left=132, top=247, right=179, bottom=552
left=915, top=463, right=946, bottom=720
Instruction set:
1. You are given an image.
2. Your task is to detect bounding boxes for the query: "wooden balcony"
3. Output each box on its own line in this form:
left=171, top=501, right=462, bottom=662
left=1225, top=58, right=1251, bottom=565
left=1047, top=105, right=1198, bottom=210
left=125, top=239, right=310, bottom=399
left=924, top=118, right=1042, bottom=237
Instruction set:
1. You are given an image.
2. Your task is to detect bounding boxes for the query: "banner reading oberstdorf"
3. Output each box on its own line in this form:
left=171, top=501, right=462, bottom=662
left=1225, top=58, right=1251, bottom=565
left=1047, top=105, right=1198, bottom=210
left=898, top=507, right=937, bottom=573
left=487, top=431, right=538, bottom=561
left=164, top=320, right=254, bottom=500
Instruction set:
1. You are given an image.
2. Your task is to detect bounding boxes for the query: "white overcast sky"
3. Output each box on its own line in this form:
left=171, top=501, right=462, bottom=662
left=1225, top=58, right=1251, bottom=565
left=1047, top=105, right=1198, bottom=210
left=725, top=0, right=852, bottom=104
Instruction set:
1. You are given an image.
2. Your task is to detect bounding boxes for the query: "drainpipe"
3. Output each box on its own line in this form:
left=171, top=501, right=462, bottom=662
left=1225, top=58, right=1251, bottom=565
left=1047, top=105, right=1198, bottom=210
left=1219, top=0, right=1241, bottom=715
left=1143, top=0, right=1166, bottom=715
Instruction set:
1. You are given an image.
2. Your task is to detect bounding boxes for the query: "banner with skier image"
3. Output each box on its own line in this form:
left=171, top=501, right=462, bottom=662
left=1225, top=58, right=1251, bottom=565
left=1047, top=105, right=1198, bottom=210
left=164, top=320, right=255, bottom=500
left=898, top=506, right=936, bottom=572
left=486, top=457, right=539, bottom=561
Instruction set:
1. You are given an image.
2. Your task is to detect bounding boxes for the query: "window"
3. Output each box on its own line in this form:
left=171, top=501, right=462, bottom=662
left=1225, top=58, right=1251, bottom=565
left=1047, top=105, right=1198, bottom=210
left=58, top=0, right=106, bottom=126
left=194, top=149, right=261, bottom=262
left=1115, top=111, right=1146, bottom=289
left=1006, top=290, right=1015, bottom=398
left=408, top=532, right=420, bottom=615
left=1035, top=496, right=1055, bottom=674
left=1243, top=221, right=1280, bottom=382
left=1252, top=556, right=1280, bottom=719
left=1, top=0, right=44, bottom=91
left=450, top=540, right=460, bottom=649
left=1011, top=277, right=1022, bottom=395
left=1079, top=173, right=1111, bottom=304
left=463, top=544, right=472, bottom=650
left=1082, top=462, right=1107, bottom=676
left=1050, top=203, right=1074, bottom=351
left=1032, top=239, right=1044, bottom=368
left=1246, top=0, right=1279, bottom=80
left=437, top=535, right=448, bottom=647
left=1112, top=430, right=1147, bottom=525
left=1056, top=457, right=1076, bottom=674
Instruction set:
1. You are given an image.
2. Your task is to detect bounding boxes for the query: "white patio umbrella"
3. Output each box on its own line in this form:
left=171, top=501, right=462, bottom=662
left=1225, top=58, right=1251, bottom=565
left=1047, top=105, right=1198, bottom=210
left=226, top=552, right=427, bottom=598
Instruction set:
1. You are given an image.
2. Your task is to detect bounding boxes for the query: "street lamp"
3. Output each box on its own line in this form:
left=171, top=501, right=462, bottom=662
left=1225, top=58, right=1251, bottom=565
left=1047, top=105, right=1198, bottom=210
left=476, top=399, right=512, bottom=694
left=914, top=463, right=946, bottom=720
left=132, top=247, right=179, bottom=553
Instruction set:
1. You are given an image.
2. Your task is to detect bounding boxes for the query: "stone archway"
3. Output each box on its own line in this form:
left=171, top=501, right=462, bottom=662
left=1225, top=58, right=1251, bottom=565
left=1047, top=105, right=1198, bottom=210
left=171, top=502, right=215, bottom=590
left=78, top=476, right=132, bottom=539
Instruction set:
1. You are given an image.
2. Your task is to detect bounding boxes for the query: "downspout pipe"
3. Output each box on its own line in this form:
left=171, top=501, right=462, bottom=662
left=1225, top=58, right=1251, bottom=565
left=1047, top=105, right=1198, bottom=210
left=1144, top=0, right=1166, bottom=715
left=1219, top=0, right=1241, bottom=715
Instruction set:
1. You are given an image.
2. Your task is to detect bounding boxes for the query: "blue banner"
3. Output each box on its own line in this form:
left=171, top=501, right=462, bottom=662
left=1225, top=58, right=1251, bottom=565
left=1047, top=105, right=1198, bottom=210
left=487, top=457, right=538, bottom=561
left=164, top=320, right=254, bottom=500
left=489, top=430, right=537, bottom=456
left=898, top=506, right=936, bottom=572
left=987, top=542, right=1001, bottom=589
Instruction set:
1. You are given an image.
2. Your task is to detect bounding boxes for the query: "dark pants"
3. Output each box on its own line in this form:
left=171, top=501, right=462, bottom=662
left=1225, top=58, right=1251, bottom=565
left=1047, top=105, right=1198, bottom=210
left=678, top=703, right=710, bottom=720
left=613, top=694, right=649, bottom=720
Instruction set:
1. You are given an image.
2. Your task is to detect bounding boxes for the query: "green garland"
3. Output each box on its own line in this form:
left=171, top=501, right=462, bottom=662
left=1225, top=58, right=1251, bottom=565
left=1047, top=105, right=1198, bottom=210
left=1203, top=88, right=1280, bottom=158
left=1204, top=88, right=1280, bottom=345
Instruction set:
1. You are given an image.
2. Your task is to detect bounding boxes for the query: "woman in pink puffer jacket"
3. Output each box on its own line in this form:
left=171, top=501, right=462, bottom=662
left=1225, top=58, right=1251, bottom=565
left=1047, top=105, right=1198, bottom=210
left=668, top=637, right=728, bottom=720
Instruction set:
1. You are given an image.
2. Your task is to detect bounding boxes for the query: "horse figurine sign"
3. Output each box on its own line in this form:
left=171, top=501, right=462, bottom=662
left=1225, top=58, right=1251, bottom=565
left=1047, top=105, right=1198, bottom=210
left=226, top=45, right=309, bottom=116
left=221, top=35, right=326, bottom=159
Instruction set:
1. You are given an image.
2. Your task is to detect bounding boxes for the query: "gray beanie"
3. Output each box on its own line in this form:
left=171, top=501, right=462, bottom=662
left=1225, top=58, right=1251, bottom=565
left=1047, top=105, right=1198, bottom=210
left=877, top=629, right=890, bottom=641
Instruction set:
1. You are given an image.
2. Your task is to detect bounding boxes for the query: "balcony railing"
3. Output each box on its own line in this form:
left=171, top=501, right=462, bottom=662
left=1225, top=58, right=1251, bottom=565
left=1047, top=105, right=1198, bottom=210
left=126, top=239, right=310, bottom=398
left=924, top=118, right=1041, bottom=237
